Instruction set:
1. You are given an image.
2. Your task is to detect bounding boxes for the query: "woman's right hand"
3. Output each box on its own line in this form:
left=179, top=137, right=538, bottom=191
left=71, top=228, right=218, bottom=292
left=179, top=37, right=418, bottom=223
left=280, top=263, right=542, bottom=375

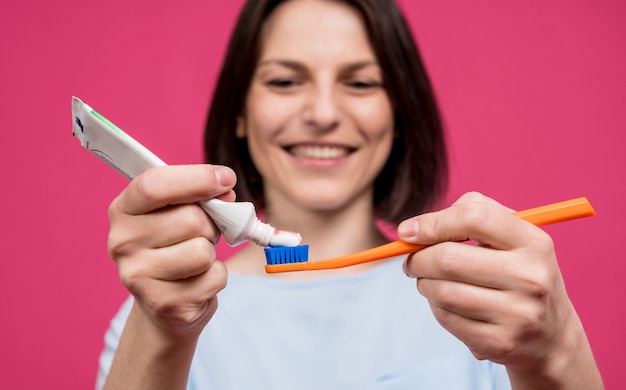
left=107, top=164, right=235, bottom=340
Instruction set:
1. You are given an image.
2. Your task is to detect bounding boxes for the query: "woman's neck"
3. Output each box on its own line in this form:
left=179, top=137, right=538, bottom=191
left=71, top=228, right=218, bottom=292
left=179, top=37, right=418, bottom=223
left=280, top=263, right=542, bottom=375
left=266, top=189, right=388, bottom=256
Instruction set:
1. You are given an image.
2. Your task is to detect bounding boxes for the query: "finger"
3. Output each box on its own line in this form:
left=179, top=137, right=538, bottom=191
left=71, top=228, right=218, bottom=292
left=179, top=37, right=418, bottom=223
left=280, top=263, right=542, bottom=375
left=398, top=192, right=537, bottom=251
left=119, top=238, right=215, bottom=284
left=416, top=277, right=511, bottom=323
left=149, top=204, right=220, bottom=248
left=406, top=242, right=523, bottom=290
left=406, top=237, right=556, bottom=293
left=427, top=304, right=514, bottom=363
left=113, top=164, right=237, bottom=216
left=127, top=203, right=219, bottom=248
left=170, top=259, right=228, bottom=300
left=108, top=203, right=221, bottom=261
left=132, top=261, right=228, bottom=328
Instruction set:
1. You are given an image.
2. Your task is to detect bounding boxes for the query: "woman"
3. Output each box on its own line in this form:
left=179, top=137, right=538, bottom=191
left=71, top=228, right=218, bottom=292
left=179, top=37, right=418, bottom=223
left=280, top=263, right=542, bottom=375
left=99, top=0, right=603, bottom=389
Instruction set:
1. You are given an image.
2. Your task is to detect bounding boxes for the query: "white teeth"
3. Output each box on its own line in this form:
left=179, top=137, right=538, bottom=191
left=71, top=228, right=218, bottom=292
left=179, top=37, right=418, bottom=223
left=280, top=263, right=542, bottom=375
left=289, top=145, right=350, bottom=159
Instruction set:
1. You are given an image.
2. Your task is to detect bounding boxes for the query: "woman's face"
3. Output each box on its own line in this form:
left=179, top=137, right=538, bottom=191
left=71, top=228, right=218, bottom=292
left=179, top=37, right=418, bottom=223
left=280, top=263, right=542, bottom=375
left=239, top=0, right=394, bottom=213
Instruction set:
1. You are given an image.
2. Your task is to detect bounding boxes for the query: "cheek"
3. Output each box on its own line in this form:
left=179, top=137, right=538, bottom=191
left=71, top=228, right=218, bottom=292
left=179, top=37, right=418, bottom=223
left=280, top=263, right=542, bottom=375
left=355, top=96, right=394, bottom=142
left=245, top=92, right=277, bottom=137
left=359, top=96, right=395, bottom=174
left=242, top=97, right=287, bottom=176
left=244, top=91, right=300, bottom=142
left=244, top=122, right=275, bottom=173
left=243, top=99, right=279, bottom=152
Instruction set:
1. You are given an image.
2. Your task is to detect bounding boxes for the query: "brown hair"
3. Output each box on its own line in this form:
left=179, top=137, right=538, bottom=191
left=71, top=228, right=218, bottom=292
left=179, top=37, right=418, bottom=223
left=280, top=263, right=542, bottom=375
left=204, top=0, right=447, bottom=224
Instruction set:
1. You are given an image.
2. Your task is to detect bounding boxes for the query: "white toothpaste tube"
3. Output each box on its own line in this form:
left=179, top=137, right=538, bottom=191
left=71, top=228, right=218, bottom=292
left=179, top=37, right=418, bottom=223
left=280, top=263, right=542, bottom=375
left=71, top=96, right=302, bottom=248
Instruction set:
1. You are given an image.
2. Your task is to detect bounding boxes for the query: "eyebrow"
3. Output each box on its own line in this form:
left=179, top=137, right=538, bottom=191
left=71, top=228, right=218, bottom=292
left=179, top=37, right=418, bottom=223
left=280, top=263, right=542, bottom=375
left=256, top=59, right=380, bottom=72
left=342, top=61, right=380, bottom=72
left=257, top=60, right=307, bottom=72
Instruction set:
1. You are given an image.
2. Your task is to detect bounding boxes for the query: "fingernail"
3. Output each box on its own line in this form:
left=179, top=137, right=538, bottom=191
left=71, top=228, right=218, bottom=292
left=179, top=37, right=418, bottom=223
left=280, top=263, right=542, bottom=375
left=402, top=258, right=416, bottom=278
left=214, top=166, right=234, bottom=187
left=397, top=220, right=418, bottom=239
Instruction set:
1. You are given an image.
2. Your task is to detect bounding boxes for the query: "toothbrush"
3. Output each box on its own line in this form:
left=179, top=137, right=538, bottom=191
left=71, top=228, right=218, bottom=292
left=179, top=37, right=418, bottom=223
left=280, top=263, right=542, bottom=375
left=264, top=197, right=596, bottom=273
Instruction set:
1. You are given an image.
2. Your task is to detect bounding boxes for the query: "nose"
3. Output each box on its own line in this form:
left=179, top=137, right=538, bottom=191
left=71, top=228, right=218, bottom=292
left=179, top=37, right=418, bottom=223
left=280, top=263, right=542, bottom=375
left=302, top=87, right=340, bottom=132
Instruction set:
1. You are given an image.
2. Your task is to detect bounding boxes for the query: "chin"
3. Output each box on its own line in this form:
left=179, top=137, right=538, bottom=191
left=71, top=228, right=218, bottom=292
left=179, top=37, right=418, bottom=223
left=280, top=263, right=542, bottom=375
left=291, top=190, right=366, bottom=213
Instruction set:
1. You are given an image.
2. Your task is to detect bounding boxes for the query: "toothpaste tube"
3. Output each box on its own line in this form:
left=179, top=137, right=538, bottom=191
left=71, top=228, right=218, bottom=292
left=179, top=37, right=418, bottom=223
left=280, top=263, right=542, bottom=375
left=71, top=96, right=302, bottom=248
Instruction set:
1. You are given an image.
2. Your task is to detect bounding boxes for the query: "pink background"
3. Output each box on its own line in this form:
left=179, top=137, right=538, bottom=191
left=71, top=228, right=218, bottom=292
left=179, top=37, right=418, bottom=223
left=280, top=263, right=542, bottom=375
left=1, top=0, right=624, bottom=388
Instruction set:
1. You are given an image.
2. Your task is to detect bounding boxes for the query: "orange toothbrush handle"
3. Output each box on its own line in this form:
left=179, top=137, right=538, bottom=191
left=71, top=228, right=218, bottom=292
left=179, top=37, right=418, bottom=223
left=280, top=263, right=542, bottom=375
left=265, top=197, right=595, bottom=273
left=512, top=197, right=595, bottom=226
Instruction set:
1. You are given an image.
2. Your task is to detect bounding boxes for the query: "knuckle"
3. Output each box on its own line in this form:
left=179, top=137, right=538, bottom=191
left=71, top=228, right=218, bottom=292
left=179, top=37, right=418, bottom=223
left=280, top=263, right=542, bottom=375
left=144, top=291, right=189, bottom=320
left=117, top=260, right=147, bottom=292
left=534, top=232, right=556, bottom=257
left=189, top=237, right=216, bottom=263
left=133, top=168, right=163, bottom=204
left=490, top=309, right=544, bottom=361
left=436, top=243, right=464, bottom=277
left=519, top=253, right=556, bottom=298
left=207, top=261, right=228, bottom=292
left=107, top=195, right=123, bottom=221
left=526, top=268, right=552, bottom=298
left=491, top=335, right=517, bottom=360
left=459, top=191, right=486, bottom=204
left=517, top=303, right=545, bottom=336
left=471, top=351, right=488, bottom=361
left=431, top=304, right=454, bottom=328
left=515, top=264, right=551, bottom=303
left=460, top=201, right=492, bottom=231
left=107, top=230, right=134, bottom=262
left=190, top=165, right=221, bottom=195
left=144, top=295, right=173, bottom=319
left=418, top=214, right=439, bottom=241
left=178, top=205, right=212, bottom=235
left=202, top=165, right=220, bottom=187
left=432, top=283, right=458, bottom=309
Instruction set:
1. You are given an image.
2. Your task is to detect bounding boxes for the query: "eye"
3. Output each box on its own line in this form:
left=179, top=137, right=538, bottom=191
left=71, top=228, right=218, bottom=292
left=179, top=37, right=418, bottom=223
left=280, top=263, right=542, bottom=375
left=344, top=78, right=382, bottom=92
left=349, top=80, right=378, bottom=89
left=266, top=78, right=302, bottom=89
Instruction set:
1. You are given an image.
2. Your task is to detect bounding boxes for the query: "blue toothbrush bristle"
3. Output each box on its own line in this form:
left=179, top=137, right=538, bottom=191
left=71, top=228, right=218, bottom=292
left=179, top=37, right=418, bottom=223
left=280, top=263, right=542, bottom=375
left=264, top=245, right=309, bottom=265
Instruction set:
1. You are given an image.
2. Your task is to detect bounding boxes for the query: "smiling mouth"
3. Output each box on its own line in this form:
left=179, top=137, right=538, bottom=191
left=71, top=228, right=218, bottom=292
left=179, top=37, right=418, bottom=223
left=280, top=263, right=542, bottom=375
left=286, top=144, right=355, bottom=159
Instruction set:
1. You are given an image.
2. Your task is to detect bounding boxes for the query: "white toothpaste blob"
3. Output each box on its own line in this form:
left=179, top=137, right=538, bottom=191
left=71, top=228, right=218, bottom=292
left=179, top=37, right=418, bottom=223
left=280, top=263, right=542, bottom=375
left=71, top=96, right=302, bottom=248
left=270, top=230, right=303, bottom=247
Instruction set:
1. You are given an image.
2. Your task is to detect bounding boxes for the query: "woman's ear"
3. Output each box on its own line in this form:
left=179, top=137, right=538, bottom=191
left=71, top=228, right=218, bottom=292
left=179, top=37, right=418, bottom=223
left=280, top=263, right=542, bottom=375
left=236, top=116, right=247, bottom=138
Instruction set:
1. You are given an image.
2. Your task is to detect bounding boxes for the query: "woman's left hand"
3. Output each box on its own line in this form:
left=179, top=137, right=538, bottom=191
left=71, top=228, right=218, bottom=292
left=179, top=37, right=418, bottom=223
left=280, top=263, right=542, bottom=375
left=398, top=192, right=603, bottom=389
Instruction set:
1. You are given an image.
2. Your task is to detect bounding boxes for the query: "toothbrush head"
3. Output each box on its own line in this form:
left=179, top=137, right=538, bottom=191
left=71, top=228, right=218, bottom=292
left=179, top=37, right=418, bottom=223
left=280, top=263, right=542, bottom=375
left=264, top=245, right=309, bottom=267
